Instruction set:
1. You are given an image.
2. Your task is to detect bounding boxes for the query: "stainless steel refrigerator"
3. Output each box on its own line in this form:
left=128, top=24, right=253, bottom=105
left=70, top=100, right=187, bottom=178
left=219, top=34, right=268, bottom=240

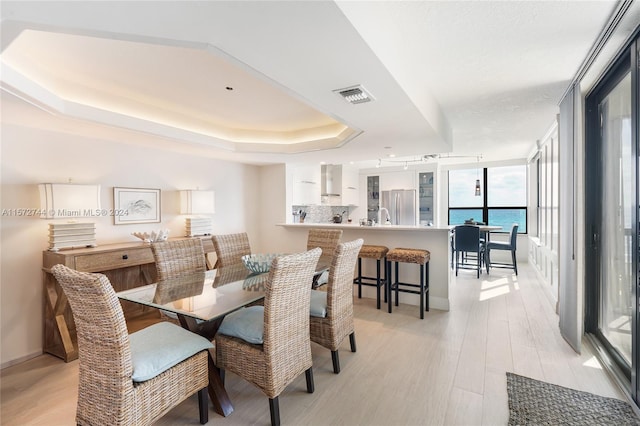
left=381, top=189, right=416, bottom=225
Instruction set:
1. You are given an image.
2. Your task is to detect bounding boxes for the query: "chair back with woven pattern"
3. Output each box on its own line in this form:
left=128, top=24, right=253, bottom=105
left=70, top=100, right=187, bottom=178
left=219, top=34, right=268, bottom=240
left=151, top=239, right=206, bottom=280
left=306, top=228, right=343, bottom=266
left=212, top=232, right=251, bottom=268
left=263, top=247, right=321, bottom=397
left=326, top=239, right=363, bottom=326
left=51, top=264, right=133, bottom=423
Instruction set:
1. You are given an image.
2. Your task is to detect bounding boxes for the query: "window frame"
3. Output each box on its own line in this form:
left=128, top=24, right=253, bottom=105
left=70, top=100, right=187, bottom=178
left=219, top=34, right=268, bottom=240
left=448, top=166, right=528, bottom=234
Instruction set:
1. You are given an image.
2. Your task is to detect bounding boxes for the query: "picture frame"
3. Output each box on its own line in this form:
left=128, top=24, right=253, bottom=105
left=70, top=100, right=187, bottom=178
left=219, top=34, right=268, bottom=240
left=113, top=187, right=161, bottom=225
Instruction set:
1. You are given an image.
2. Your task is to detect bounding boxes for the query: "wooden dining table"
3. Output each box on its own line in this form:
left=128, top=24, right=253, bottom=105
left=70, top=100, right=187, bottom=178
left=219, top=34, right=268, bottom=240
left=116, top=260, right=329, bottom=417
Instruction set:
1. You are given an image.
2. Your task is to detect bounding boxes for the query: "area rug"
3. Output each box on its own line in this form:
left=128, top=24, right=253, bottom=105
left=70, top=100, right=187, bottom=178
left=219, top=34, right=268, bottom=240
left=506, top=372, right=640, bottom=425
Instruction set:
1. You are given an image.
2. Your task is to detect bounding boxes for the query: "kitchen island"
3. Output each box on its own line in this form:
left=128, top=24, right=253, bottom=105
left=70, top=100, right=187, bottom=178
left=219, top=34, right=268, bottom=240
left=278, top=223, right=452, bottom=311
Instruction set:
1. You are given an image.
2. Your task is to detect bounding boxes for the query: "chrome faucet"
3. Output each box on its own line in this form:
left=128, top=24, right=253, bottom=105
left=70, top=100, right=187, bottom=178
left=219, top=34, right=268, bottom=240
left=378, top=207, right=391, bottom=225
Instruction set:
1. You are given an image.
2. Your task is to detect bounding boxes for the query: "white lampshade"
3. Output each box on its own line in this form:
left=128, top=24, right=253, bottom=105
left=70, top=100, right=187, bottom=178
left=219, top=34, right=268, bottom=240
left=38, top=183, right=101, bottom=219
left=180, top=190, right=215, bottom=215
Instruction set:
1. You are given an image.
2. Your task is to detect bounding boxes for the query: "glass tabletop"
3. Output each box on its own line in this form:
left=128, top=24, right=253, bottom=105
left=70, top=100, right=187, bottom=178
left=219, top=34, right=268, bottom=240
left=117, top=266, right=268, bottom=322
left=116, top=259, right=329, bottom=322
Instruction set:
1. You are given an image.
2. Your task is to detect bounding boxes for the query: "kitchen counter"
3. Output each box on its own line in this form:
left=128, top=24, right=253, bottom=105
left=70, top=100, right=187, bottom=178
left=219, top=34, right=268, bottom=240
left=279, top=223, right=450, bottom=231
left=277, top=223, right=452, bottom=311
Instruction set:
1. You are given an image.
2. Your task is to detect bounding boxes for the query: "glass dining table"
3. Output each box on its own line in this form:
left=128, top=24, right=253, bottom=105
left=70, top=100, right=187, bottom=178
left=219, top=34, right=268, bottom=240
left=116, top=260, right=329, bottom=417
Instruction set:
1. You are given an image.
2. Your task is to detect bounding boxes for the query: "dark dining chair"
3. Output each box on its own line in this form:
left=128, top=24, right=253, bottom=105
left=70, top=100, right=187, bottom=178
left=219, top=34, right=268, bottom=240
left=454, top=225, right=484, bottom=279
left=486, top=223, right=519, bottom=275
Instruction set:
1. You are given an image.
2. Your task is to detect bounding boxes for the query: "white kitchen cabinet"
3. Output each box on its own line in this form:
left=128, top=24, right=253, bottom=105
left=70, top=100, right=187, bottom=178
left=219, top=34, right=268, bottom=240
left=379, top=170, right=415, bottom=191
left=292, top=165, right=321, bottom=205
left=341, top=165, right=360, bottom=206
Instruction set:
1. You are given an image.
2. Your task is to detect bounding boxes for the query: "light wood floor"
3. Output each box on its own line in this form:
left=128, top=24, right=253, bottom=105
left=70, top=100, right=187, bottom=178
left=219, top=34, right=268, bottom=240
left=1, top=263, right=626, bottom=425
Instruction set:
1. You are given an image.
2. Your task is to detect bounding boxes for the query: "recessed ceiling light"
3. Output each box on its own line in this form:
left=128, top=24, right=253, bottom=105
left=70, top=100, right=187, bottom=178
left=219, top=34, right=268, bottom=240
left=388, top=154, right=396, bottom=158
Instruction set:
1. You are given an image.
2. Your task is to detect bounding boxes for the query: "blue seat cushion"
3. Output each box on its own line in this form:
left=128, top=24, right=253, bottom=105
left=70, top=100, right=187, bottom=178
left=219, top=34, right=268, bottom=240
left=217, top=306, right=264, bottom=344
left=129, top=321, right=212, bottom=382
left=310, top=289, right=327, bottom=318
left=316, top=270, right=329, bottom=286
left=487, top=241, right=512, bottom=250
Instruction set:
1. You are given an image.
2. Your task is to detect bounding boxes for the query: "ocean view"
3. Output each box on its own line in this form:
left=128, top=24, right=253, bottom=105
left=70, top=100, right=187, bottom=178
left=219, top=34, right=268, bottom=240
left=449, top=209, right=526, bottom=233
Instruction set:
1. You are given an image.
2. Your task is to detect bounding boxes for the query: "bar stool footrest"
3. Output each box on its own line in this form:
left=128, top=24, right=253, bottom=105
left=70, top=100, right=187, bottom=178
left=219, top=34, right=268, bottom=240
left=389, top=282, right=429, bottom=295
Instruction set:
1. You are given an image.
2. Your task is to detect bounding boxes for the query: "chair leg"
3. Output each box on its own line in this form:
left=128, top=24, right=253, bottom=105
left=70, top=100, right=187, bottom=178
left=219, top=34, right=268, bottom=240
left=425, top=261, right=430, bottom=311
left=455, top=251, right=459, bottom=276
left=375, top=259, right=381, bottom=309
left=485, top=249, right=490, bottom=274
left=512, top=250, right=518, bottom=275
left=357, top=258, right=362, bottom=298
left=451, top=237, right=454, bottom=270
left=387, top=260, right=392, bottom=314
left=198, top=388, right=208, bottom=425
left=394, top=262, right=399, bottom=307
left=419, top=263, right=425, bottom=319
left=382, top=257, right=388, bottom=304
left=331, top=350, right=341, bottom=374
left=349, top=332, right=357, bottom=352
left=219, top=368, right=225, bottom=385
left=477, top=249, right=480, bottom=279
left=305, top=367, right=315, bottom=393
left=269, top=397, right=280, bottom=426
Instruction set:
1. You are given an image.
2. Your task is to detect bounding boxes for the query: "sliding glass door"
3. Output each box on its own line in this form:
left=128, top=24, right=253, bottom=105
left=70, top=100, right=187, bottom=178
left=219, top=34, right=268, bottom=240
left=585, top=35, right=638, bottom=401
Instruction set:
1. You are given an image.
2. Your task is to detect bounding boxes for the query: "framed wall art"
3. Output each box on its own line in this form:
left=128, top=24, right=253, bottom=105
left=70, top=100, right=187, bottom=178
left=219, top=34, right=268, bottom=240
left=113, top=187, right=161, bottom=224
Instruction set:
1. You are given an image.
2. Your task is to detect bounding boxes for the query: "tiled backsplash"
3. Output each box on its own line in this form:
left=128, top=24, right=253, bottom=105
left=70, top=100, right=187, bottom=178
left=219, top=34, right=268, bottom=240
left=292, top=205, right=353, bottom=224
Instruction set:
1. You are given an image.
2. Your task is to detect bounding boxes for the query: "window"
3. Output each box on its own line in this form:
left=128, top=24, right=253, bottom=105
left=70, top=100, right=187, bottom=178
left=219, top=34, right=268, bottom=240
left=448, top=165, right=527, bottom=233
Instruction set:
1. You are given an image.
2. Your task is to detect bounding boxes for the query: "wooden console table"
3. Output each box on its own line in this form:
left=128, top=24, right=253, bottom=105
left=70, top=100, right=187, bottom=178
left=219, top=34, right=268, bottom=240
left=42, top=237, right=215, bottom=362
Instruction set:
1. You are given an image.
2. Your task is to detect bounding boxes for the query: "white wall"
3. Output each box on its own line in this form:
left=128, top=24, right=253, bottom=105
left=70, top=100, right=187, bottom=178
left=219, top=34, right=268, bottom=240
left=0, top=121, right=263, bottom=366
left=527, top=121, right=560, bottom=308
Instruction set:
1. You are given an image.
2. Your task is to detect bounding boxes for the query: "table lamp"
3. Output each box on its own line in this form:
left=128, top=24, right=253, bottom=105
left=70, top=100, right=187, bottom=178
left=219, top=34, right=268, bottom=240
left=39, top=183, right=101, bottom=251
left=180, top=190, right=215, bottom=236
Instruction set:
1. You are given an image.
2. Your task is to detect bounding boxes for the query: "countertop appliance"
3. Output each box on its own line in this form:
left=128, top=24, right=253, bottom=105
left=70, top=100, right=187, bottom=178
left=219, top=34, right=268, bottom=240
left=381, top=189, right=416, bottom=226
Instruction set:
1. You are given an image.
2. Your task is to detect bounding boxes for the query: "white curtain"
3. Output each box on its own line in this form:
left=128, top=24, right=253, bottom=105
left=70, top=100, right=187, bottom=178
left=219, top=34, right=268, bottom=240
left=558, top=85, right=580, bottom=352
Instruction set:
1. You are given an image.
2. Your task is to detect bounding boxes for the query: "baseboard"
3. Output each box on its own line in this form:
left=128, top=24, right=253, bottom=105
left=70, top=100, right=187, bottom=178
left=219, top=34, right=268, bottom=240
left=1, top=350, right=42, bottom=370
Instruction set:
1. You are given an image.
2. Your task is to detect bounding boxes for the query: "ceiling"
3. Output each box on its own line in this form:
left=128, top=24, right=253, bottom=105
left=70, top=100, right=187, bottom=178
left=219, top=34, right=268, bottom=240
left=0, top=1, right=619, bottom=168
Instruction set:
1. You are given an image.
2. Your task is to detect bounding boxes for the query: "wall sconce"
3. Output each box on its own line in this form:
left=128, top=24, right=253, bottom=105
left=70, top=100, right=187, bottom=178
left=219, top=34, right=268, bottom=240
left=180, top=190, right=215, bottom=236
left=38, top=183, right=101, bottom=251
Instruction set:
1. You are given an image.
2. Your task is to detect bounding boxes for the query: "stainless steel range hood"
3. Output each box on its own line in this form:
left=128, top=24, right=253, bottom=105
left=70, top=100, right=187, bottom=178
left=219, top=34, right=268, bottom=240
left=321, top=164, right=342, bottom=196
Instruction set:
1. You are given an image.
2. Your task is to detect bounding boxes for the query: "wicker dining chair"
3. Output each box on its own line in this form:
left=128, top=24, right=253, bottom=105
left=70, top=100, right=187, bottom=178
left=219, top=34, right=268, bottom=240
left=51, top=264, right=211, bottom=426
left=151, top=238, right=207, bottom=280
left=151, top=239, right=207, bottom=322
left=212, top=232, right=252, bottom=268
left=215, top=248, right=322, bottom=426
left=306, top=228, right=343, bottom=286
left=310, top=239, right=363, bottom=374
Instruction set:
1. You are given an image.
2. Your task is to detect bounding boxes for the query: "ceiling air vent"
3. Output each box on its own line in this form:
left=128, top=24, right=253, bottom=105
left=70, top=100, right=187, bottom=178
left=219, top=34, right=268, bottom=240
left=334, top=85, right=374, bottom=105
